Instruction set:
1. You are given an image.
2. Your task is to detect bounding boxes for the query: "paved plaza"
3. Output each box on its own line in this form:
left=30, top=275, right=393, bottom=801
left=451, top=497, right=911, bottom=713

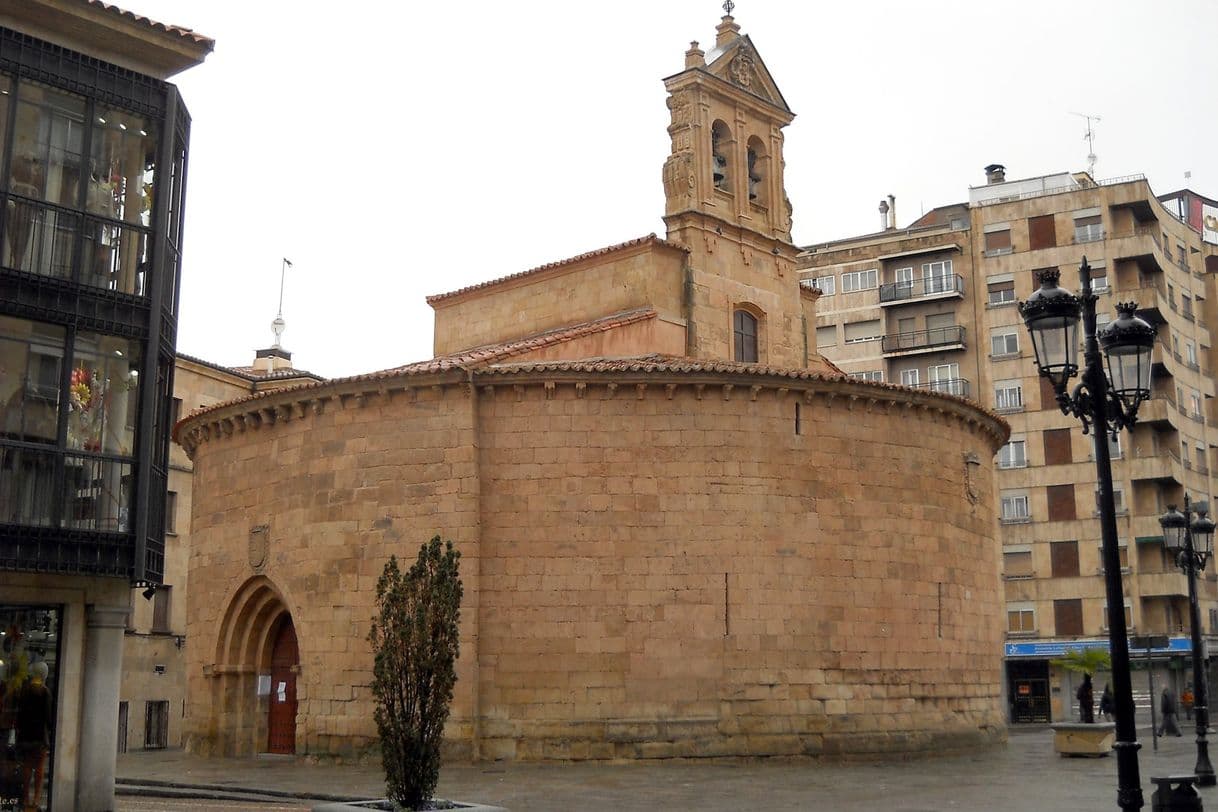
left=113, top=725, right=1218, bottom=811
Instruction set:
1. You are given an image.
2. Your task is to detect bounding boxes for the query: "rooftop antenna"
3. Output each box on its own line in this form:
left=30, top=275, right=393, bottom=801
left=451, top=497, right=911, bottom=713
left=1071, top=112, right=1101, bottom=178
left=273, top=257, right=292, bottom=349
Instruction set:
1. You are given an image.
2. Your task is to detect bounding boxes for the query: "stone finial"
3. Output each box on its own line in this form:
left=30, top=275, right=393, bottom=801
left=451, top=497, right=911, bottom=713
left=685, top=40, right=705, bottom=68
left=716, top=15, right=741, bottom=47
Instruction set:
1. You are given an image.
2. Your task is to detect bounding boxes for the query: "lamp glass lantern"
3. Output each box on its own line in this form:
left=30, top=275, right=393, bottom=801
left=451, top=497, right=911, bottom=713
left=1019, top=270, right=1081, bottom=391
left=1099, top=303, right=1156, bottom=415
left=1192, top=510, right=1216, bottom=560
left=1160, top=506, right=1188, bottom=555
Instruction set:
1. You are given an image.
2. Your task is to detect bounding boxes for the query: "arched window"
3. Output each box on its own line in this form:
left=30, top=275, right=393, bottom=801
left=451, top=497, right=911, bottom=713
left=747, top=136, right=767, bottom=204
left=711, top=121, right=732, bottom=192
left=733, top=309, right=758, bottom=363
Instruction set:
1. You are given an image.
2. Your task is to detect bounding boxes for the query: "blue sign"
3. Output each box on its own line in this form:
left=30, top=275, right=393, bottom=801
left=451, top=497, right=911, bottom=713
left=1005, top=637, right=1191, bottom=658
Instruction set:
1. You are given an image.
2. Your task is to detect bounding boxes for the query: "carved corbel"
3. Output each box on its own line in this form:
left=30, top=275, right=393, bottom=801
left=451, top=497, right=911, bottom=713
left=722, top=384, right=734, bottom=401
left=636, top=384, right=647, bottom=400
left=665, top=383, right=678, bottom=400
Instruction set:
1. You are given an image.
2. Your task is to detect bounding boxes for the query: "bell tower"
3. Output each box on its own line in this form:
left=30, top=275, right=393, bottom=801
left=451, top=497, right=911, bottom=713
left=661, top=10, right=795, bottom=244
left=661, top=10, right=813, bottom=369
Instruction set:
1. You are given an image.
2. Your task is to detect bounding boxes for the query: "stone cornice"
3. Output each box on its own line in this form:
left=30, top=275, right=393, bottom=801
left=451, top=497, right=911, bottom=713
left=176, top=362, right=1009, bottom=458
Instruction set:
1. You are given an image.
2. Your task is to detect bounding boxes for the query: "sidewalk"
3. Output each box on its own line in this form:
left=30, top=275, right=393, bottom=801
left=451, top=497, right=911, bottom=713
left=116, top=726, right=1218, bottom=811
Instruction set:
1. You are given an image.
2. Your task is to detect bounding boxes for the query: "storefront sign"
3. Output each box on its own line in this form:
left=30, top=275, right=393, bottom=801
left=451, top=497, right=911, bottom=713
left=1005, top=637, right=1191, bottom=658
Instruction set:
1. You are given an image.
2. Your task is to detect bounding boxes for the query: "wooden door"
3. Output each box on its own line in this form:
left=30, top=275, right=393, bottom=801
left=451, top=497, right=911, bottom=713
left=267, top=619, right=298, bottom=754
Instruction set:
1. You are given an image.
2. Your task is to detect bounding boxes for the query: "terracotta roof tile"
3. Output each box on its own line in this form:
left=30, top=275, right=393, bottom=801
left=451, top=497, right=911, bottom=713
left=426, top=234, right=688, bottom=305
left=177, top=352, right=325, bottom=383
left=85, top=0, right=216, bottom=48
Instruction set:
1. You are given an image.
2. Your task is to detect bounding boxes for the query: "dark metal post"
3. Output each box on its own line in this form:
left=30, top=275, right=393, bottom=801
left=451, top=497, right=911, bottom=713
left=1182, top=495, right=1215, bottom=786
left=1080, top=266, right=1144, bottom=810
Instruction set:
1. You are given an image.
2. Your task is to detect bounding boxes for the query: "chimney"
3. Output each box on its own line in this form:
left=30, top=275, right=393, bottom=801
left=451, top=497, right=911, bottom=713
left=887, top=194, right=896, bottom=230
left=878, top=199, right=890, bottom=231
left=984, top=163, right=1006, bottom=185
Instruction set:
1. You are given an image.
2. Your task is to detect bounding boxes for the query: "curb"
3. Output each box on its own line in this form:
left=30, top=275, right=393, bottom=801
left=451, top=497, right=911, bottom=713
left=116, top=778, right=361, bottom=804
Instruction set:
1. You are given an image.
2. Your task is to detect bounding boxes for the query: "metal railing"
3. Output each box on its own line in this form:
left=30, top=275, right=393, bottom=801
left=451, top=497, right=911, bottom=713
left=879, top=274, right=964, bottom=303
left=881, top=325, right=966, bottom=353
left=907, top=378, right=971, bottom=398
left=972, top=173, right=1147, bottom=206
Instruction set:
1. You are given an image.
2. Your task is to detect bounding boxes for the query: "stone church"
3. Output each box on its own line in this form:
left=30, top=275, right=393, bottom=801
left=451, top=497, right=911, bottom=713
left=176, top=12, right=1009, bottom=760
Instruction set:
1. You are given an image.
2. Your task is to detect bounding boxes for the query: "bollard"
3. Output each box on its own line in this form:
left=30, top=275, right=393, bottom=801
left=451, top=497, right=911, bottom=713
left=1150, top=775, right=1203, bottom=811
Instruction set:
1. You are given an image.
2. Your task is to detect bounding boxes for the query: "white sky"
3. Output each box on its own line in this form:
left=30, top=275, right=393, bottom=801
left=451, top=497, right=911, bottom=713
left=115, top=0, right=1218, bottom=379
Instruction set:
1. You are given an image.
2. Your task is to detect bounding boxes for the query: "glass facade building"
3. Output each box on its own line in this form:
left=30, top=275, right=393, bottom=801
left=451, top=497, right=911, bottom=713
left=0, top=26, right=193, bottom=585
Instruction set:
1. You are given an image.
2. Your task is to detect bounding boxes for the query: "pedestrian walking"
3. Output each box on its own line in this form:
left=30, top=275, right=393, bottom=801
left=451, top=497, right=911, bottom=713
left=1183, top=686, right=1195, bottom=721
left=1098, top=683, right=1114, bottom=722
left=1158, top=686, right=1183, bottom=736
left=1077, top=673, right=1094, bottom=723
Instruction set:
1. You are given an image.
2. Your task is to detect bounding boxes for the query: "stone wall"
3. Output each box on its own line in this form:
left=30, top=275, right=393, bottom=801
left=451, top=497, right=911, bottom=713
left=180, top=365, right=1008, bottom=759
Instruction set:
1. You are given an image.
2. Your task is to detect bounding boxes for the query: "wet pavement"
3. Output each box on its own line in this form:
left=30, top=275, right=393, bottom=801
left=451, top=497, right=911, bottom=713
left=115, top=725, right=1218, bottom=811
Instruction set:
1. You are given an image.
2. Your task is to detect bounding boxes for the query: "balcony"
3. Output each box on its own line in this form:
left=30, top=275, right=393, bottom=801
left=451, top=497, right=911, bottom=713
left=1110, top=225, right=1165, bottom=275
left=907, top=378, right=971, bottom=398
left=1138, top=570, right=1189, bottom=598
left=1137, top=397, right=1171, bottom=425
left=881, top=325, right=966, bottom=356
left=878, top=274, right=965, bottom=306
left=1126, top=448, right=1182, bottom=483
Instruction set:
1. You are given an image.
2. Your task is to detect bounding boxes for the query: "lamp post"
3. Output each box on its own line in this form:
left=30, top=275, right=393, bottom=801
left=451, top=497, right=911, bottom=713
left=1021, top=259, right=1156, bottom=811
left=1159, top=495, right=1217, bottom=786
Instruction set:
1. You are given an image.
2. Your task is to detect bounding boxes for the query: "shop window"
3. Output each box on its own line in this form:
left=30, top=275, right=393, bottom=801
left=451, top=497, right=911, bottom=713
left=1054, top=598, right=1084, bottom=636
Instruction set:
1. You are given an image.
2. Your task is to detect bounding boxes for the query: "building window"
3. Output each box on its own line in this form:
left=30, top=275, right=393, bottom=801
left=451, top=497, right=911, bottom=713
left=928, top=364, right=962, bottom=394
left=1001, top=492, right=1030, bottom=523
left=144, top=700, right=169, bottom=749
left=843, top=319, right=881, bottom=344
left=711, top=120, right=731, bottom=192
left=899, top=368, right=920, bottom=386
left=1094, top=486, right=1127, bottom=514
left=1073, top=214, right=1103, bottom=243
left=733, top=309, right=758, bottom=363
left=815, top=325, right=836, bottom=347
left=987, top=278, right=1015, bottom=305
left=894, top=266, right=914, bottom=292
left=1186, top=342, right=1198, bottom=368
left=1101, top=601, right=1134, bottom=631
left=117, top=701, right=129, bottom=754
left=1043, top=428, right=1072, bottom=465
left=1089, top=432, right=1121, bottom=460
left=165, top=491, right=178, bottom=535
left=850, top=370, right=883, bottom=382
left=1004, top=549, right=1033, bottom=579
left=1008, top=603, right=1036, bottom=633
left=998, top=439, right=1027, bottom=469
left=984, top=228, right=1012, bottom=256
left=990, top=328, right=1020, bottom=357
left=994, top=380, right=1023, bottom=412
left=1182, top=294, right=1194, bottom=321
left=1028, top=214, right=1057, bottom=250
left=921, top=260, right=954, bottom=294
left=1191, top=392, right=1203, bottom=419
left=1053, top=598, right=1084, bottom=636
left=1050, top=540, right=1080, bottom=578
left=151, top=586, right=171, bottom=634
left=1088, top=262, right=1108, bottom=292
left=841, top=269, right=878, bottom=292
left=1047, top=484, right=1076, bottom=521
left=1098, top=542, right=1130, bottom=573
left=810, top=275, right=835, bottom=295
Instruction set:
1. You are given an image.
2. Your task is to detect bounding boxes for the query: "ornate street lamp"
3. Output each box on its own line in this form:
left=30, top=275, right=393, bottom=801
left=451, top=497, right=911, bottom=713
left=1160, top=496, right=1217, bottom=786
left=1021, top=258, right=1157, bottom=812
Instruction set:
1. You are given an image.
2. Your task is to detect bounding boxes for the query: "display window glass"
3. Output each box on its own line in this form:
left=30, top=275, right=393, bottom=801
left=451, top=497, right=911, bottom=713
left=0, top=605, right=61, bottom=812
left=0, top=316, right=65, bottom=446
left=67, top=331, right=140, bottom=456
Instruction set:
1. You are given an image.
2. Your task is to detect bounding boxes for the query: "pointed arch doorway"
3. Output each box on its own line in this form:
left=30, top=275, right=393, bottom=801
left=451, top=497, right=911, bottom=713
left=267, top=616, right=299, bottom=754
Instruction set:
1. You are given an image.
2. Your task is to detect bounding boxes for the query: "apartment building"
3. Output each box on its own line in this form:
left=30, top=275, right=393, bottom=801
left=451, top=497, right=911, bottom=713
left=801, top=166, right=1218, bottom=724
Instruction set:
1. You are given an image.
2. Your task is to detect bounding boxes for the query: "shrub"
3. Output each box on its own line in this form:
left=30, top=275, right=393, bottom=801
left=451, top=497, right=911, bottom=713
left=369, top=536, right=463, bottom=810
